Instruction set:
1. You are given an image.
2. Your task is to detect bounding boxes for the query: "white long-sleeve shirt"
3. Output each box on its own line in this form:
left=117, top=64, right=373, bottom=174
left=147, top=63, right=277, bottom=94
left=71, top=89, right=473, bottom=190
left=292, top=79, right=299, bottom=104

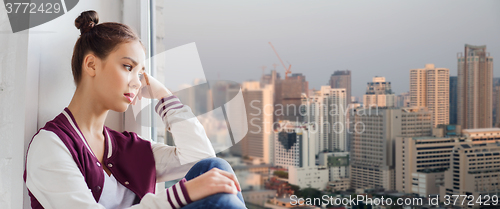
left=25, top=96, right=216, bottom=208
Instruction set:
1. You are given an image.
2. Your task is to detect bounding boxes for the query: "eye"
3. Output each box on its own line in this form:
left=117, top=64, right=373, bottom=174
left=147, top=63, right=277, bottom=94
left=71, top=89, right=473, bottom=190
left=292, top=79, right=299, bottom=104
left=138, top=73, right=144, bottom=80
left=123, top=64, right=133, bottom=71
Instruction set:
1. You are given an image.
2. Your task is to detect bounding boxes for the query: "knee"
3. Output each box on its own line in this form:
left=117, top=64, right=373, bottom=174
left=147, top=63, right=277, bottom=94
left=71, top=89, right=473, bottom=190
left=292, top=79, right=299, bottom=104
left=204, top=193, right=245, bottom=209
left=195, top=157, right=233, bottom=172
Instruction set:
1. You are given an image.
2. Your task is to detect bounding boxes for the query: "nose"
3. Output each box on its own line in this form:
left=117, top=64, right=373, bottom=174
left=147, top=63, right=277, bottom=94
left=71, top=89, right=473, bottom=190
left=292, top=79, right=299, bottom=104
left=129, top=73, right=142, bottom=90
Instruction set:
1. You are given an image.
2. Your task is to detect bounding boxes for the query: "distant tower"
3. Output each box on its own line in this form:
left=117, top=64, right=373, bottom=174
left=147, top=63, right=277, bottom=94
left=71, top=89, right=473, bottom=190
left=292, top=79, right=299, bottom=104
left=274, top=121, right=316, bottom=168
left=231, top=81, right=274, bottom=164
left=350, top=107, right=432, bottom=190
left=410, top=64, right=450, bottom=127
left=363, top=77, right=395, bottom=108
left=303, top=86, right=347, bottom=153
left=457, top=44, right=494, bottom=128
left=329, top=70, right=351, bottom=104
left=449, top=76, right=458, bottom=124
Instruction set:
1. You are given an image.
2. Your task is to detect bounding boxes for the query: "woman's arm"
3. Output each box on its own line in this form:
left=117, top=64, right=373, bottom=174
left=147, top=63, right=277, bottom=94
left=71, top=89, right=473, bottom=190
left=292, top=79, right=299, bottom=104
left=134, top=75, right=215, bottom=182
left=26, top=130, right=192, bottom=209
left=152, top=95, right=216, bottom=182
left=147, top=96, right=242, bottom=203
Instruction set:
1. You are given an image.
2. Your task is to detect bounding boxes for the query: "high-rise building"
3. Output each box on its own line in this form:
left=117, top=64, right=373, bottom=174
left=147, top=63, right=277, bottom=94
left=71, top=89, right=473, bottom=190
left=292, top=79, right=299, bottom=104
left=329, top=70, right=351, bottom=104
left=410, top=64, right=450, bottom=127
left=496, top=86, right=500, bottom=128
left=457, top=44, right=494, bottom=129
left=363, top=76, right=395, bottom=108
left=279, top=74, right=309, bottom=122
left=449, top=76, right=458, bottom=125
left=303, top=86, right=347, bottom=153
left=230, top=81, right=274, bottom=164
left=273, top=121, right=316, bottom=168
left=493, top=78, right=500, bottom=127
left=261, top=70, right=308, bottom=123
left=350, top=107, right=432, bottom=190
left=438, top=129, right=500, bottom=207
left=273, top=121, right=330, bottom=190
left=396, top=128, right=500, bottom=198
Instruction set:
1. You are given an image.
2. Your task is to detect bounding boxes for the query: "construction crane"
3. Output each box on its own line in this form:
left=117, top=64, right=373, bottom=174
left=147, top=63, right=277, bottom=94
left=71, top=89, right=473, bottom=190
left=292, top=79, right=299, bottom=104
left=268, top=42, right=291, bottom=79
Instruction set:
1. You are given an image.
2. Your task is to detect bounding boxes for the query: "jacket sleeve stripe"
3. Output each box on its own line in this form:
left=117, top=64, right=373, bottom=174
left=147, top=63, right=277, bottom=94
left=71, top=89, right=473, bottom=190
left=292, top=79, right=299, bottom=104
left=155, top=96, right=185, bottom=122
left=167, top=187, right=181, bottom=208
left=179, top=178, right=192, bottom=204
left=172, top=184, right=184, bottom=207
left=155, top=96, right=180, bottom=114
left=165, top=190, right=176, bottom=209
left=175, top=182, right=188, bottom=206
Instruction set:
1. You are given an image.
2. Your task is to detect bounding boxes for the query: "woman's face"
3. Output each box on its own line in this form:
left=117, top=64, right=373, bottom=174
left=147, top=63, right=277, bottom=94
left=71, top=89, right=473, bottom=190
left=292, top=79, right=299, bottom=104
left=93, top=40, right=146, bottom=112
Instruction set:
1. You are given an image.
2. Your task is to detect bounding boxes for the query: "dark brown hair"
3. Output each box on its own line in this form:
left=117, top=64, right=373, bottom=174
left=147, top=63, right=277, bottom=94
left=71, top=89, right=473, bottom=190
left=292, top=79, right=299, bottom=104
left=71, top=10, right=141, bottom=85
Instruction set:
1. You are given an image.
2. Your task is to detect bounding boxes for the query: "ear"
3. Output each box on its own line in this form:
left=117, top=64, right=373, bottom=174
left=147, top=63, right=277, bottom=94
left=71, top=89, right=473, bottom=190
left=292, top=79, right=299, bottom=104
left=82, top=54, right=98, bottom=77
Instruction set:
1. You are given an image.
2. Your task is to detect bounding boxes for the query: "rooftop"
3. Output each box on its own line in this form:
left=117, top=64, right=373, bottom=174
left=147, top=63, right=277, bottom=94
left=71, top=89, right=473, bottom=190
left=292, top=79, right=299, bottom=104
left=412, top=136, right=461, bottom=140
left=463, top=128, right=500, bottom=133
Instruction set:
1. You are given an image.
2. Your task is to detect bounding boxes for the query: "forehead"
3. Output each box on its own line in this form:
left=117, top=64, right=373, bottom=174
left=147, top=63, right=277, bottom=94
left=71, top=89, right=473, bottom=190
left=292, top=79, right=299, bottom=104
left=110, top=41, right=146, bottom=66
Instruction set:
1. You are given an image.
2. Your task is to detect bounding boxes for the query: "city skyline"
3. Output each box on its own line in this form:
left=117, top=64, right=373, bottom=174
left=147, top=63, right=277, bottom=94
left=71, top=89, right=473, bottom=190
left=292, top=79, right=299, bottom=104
left=160, top=0, right=500, bottom=98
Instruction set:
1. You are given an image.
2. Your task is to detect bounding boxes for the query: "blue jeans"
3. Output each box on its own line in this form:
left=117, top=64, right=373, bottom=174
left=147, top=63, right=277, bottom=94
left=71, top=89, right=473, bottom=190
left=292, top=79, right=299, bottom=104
left=182, top=158, right=246, bottom=209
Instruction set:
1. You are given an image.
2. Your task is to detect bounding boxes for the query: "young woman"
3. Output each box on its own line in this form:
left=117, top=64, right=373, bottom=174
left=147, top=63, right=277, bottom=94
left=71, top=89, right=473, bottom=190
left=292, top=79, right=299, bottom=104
left=24, top=10, right=246, bottom=209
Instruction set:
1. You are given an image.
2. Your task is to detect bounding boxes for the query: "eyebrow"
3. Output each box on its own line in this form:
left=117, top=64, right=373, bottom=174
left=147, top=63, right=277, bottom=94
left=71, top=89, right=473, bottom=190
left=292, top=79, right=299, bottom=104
left=122, top=57, right=138, bottom=65
left=122, top=57, right=145, bottom=71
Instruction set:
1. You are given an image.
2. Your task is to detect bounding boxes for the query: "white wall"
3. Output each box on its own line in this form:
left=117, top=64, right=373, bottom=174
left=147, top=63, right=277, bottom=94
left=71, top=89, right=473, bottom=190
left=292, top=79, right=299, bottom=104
left=0, top=1, right=149, bottom=208
left=289, top=166, right=329, bottom=190
left=0, top=8, right=29, bottom=209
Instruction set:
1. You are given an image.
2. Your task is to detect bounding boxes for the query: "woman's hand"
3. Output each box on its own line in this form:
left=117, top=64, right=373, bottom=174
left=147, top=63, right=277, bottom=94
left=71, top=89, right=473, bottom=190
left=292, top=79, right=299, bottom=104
left=183, top=168, right=242, bottom=202
left=132, top=73, right=172, bottom=105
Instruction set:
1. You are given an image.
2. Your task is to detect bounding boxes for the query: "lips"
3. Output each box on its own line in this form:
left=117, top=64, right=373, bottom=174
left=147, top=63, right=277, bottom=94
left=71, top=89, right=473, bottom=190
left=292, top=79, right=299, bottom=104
left=124, top=93, right=135, bottom=103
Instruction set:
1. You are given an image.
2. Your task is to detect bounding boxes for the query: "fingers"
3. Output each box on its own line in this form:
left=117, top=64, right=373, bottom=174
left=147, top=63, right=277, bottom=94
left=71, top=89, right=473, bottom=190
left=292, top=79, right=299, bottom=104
left=141, top=85, right=151, bottom=99
left=131, top=87, right=143, bottom=105
left=213, top=175, right=238, bottom=194
left=213, top=168, right=241, bottom=192
left=184, top=168, right=241, bottom=202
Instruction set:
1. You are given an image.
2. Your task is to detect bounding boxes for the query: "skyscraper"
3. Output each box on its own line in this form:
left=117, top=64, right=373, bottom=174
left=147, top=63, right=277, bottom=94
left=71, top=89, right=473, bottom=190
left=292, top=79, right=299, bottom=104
left=329, top=70, right=351, bottom=104
left=261, top=70, right=308, bottom=123
left=493, top=78, right=500, bottom=126
left=273, top=120, right=330, bottom=190
left=457, top=44, right=494, bottom=129
left=230, top=81, right=274, bottom=164
left=449, top=76, right=458, bottom=124
left=363, top=76, right=395, bottom=108
left=410, top=64, right=450, bottom=127
left=496, top=85, right=500, bottom=127
left=350, top=107, right=432, bottom=190
left=280, top=73, right=309, bottom=122
left=273, top=121, right=316, bottom=168
left=303, top=86, right=347, bottom=153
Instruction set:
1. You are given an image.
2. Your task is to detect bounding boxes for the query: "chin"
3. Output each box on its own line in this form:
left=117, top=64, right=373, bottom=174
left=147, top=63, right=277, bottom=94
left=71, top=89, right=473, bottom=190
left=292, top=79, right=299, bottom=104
left=112, top=104, right=130, bottom=113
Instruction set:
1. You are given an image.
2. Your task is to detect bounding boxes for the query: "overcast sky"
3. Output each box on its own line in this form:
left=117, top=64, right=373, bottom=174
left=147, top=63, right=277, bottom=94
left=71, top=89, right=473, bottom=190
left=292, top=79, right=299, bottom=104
left=161, top=0, right=500, bottom=98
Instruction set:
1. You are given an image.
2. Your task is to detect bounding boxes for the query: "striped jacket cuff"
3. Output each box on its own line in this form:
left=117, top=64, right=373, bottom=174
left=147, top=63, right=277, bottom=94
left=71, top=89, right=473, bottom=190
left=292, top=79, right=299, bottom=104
left=166, top=178, right=192, bottom=208
left=155, top=95, right=184, bottom=121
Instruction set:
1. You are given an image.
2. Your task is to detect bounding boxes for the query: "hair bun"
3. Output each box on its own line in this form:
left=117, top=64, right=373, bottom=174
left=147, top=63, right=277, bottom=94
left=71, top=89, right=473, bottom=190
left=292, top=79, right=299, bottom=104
left=75, top=10, right=99, bottom=34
